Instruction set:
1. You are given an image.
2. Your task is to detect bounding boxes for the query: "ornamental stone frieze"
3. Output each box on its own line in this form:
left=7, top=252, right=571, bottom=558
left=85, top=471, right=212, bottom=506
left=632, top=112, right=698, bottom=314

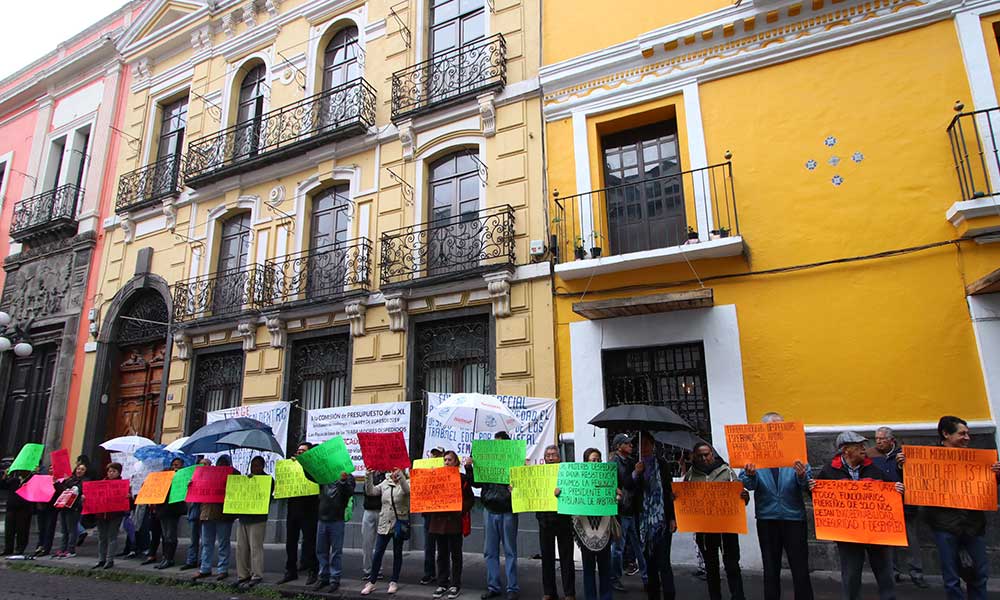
left=1, top=232, right=96, bottom=321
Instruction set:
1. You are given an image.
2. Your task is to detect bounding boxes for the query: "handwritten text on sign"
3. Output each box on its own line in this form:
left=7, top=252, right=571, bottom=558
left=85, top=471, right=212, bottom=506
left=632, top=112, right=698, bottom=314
left=724, top=422, right=807, bottom=469
left=169, top=466, right=198, bottom=504
left=223, top=475, right=272, bottom=515
left=812, top=480, right=907, bottom=546
left=185, top=466, right=231, bottom=503
left=298, top=436, right=355, bottom=484
left=410, top=467, right=463, bottom=513
left=673, top=481, right=747, bottom=534
left=472, top=439, right=527, bottom=484
left=902, top=445, right=998, bottom=511
left=136, top=470, right=176, bottom=505
left=82, top=479, right=131, bottom=515
left=357, top=432, right=411, bottom=471
left=510, top=464, right=559, bottom=513
left=557, top=462, right=618, bottom=516
left=273, top=459, right=319, bottom=499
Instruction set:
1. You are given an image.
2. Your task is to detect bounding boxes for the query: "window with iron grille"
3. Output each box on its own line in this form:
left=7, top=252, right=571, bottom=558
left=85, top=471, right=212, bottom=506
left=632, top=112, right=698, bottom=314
left=602, top=342, right=710, bottom=476
left=287, top=333, right=350, bottom=444
left=413, top=314, right=492, bottom=396
left=187, top=348, right=244, bottom=433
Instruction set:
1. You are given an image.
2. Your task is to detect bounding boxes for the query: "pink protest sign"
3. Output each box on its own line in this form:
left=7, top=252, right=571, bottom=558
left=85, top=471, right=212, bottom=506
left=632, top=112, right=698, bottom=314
left=357, top=432, right=411, bottom=471
left=82, top=479, right=131, bottom=515
left=17, top=475, right=56, bottom=502
left=185, top=466, right=232, bottom=503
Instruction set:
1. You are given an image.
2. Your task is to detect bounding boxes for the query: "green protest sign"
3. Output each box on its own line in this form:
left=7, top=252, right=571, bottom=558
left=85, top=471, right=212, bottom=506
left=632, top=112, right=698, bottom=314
left=510, top=464, right=559, bottom=513
left=274, top=459, right=319, bottom=499
left=223, top=475, right=271, bottom=515
left=297, top=436, right=354, bottom=484
left=471, top=439, right=526, bottom=484
left=557, top=462, right=618, bottom=516
left=168, top=465, right=198, bottom=504
left=9, top=443, right=44, bottom=473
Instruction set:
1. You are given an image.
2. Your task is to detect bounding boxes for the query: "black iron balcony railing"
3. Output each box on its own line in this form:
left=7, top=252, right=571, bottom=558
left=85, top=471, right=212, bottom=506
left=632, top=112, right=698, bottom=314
left=261, top=238, right=372, bottom=309
left=185, top=78, right=377, bottom=187
left=380, top=205, right=515, bottom=288
left=553, top=162, right=738, bottom=263
left=948, top=107, right=1000, bottom=201
left=391, top=33, right=506, bottom=122
left=116, top=154, right=183, bottom=214
left=10, top=184, right=82, bottom=242
left=172, top=265, right=265, bottom=324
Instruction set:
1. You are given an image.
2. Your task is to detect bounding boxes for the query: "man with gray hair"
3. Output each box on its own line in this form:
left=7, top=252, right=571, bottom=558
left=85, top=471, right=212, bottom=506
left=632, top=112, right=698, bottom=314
left=870, top=427, right=927, bottom=589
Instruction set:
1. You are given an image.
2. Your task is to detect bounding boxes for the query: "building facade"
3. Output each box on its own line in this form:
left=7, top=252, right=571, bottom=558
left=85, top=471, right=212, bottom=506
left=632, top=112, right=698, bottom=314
left=541, top=0, right=1000, bottom=569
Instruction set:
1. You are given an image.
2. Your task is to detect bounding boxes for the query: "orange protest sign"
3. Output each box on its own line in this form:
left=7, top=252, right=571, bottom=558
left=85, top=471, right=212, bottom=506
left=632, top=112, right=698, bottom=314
left=902, top=445, right=999, bottom=511
left=135, top=470, right=175, bottom=505
left=724, top=421, right=807, bottom=469
left=410, top=467, right=462, bottom=513
left=812, top=480, right=907, bottom=546
left=673, top=481, right=747, bottom=534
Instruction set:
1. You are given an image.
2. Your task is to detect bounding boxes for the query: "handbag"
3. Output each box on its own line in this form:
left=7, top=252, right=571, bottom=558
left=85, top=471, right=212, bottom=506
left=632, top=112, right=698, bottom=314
left=390, top=485, right=411, bottom=541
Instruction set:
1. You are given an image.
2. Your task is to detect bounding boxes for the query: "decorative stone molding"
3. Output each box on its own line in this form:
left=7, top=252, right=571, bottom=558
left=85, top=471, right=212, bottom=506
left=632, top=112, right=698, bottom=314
left=190, top=26, right=212, bottom=52
left=221, top=12, right=237, bottom=37
left=120, top=214, right=135, bottom=243
left=264, top=0, right=282, bottom=18
left=398, top=119, right=415, bottom=161
left=173, top=330, right=190, bottom=360
left=268, top=183, right=285, bottom=205
left=265, top=314, right=286, bottom=348
left=484, top=271, right=513, bottom=318
left=478, top=92, right=497, bottom=137
left=384, top=292, right=408, bottom=332
left=237, top=320, right=257, bottom=351
left=345, top=300, right=367, bottom=337
left=162, top=196, right=178, bottom=230
left=242, top=1, right=257, bottom=28
left=133, top=58, right=152, bottom=83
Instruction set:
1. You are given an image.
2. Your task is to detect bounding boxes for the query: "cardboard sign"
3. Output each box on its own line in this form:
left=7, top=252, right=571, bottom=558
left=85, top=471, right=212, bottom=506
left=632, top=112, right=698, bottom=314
left=169, top=465, right=198, bottom=504
left=298, top=436, right=355, bottom=484
left=410, top=467, right=463, bottom=513
left=724, top=422, right=807, bottom=469
left=185, top=466, right=231, bottom=503
left=557, top=462, right=618, bottom=516
left=273, top=459, right=319, bottom=499
left=902, top=445, right=999, bottom=511
left=510, top=464, right=559, bottom=513
left=82, top=479, right=131, bottom=515
left=471, top=439, right=527, bottom=484
left=223, top=475, right=272, bottom=515
left=673, top=481, right=748, bottom=534
left=414, top=457, right=445, bottom=469
left=357, top=432, right=411, bottom=471
left=9, top=443, right=44, bottom=473
left=136, top=470, right=176, bottom=505
left=812, top=480, right=907, bottom=546
left=17, top=475, right=55, bottom=503
left=51, top=449, right=72, bottom=480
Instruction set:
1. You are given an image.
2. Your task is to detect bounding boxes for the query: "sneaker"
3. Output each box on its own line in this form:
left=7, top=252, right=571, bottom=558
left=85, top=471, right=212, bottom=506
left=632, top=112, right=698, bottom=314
left=421, top=575, right=436, bottom=585
left=361, top=582, right=377, bottom=596
left=434, top=587, right=448, bottom=599
left=314, top=579, right=330, bottom=591
left=66, top=552, right=77, bottom=558
left=388, top=582, right=398, bottom=594
left=911, top=573, right=929, bottom=589
left=91, top=562, right=106, bottom=570
left=625, top=563, right=639, bottom=576
left=447, top=587, right=461, bottom=599
left=611, top=581, right=626, bottom=592
left=126, top=552, right=137, bottom=559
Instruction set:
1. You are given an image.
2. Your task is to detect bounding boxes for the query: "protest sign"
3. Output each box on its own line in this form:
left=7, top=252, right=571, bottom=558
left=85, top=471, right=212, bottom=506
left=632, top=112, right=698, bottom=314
left=557, top=462, right=618, bottom=516
left=169, top=465, right=198, bottom=503
left=357, top=432, right=411, bottom=471
left=16, top=475, right=55, bottom=502
left=306, top=402, right=411, bottom=476
left=51, top=449, right=71, bottom=480
left=206, top=401, right=290, bottom=475
left=185, top=466, right=230, bottom=503
left=136, top=470, right=176, bottom=505
left=9, top=443, right=44, bottom=472
left=673, top=481, right=748, bottom=534
left=471, top=439, right=527, bottom=484
left=510, top=464, right=559, bottom=513
left=274, top=459, right=319, bottom=499
left=424, top=393, right=556, bottom=464
left=298, top=436, right=354, bottom=484
left=724, top=422, right=807, bottom=469
left=410, top=467, right=463, bottom=513
left=414, top=457, right=445, bottom=469
left=902, top=445, right=999, bottom=511
left=82, top=479, right=131, bottom=515
left=223, top=475, right=272, bottom=515
left=812, top=480, right=907, bottom=546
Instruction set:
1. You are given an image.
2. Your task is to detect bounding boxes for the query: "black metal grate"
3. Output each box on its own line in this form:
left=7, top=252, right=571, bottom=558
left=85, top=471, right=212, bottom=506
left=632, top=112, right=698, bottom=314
left=261, top=238, right=371, bottom=309
left=414, top=315, right=491, bottom=397
left=115, top=155, right=183, bottom=214
left=288, top=334, right=351, bottom=444
left=171, top=265, right=264, bottom=324
left=188, top=349, right=244, bottom=433
left=10, top=184, right=82, bottom=242
left=947, top=107, right=1000, bottom=202
left=116, top=289, right=169, bottom=344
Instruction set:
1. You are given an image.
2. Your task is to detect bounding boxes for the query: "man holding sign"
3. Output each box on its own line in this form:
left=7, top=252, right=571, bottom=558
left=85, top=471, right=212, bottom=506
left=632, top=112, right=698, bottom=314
left=467, top=432, right=521, bottom=600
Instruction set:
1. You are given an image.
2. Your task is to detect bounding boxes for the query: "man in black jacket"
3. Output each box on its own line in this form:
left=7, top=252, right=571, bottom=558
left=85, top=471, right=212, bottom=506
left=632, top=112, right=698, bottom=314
left=536, top=445, right=575, bottom=600
left=313, top=469, right=356, bottom=592
left=279, top=443, right=318, bottom=586
left=609, top=433, right=646, bottom=591
left=467, top=431, right=519, bottom=600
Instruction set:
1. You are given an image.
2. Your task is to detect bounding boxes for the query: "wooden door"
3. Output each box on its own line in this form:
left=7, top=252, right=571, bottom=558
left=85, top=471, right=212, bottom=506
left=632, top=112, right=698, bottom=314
left=107, top=342, right=166, bottom=440
left=0, top=344, right=58, bottom=460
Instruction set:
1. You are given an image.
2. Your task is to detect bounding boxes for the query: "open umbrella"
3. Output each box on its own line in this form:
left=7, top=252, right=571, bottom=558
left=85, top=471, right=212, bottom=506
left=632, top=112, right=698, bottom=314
left=180, top=418, right=274, bottom=455
left=216, top=429, right=283, bottom=454
left=164, top=436, right=189, bottom=452
left=588, top=404, right=693, bottom=432
left=427, top=393, right=522, bottom=437
left=100, top=435, right=155, bottom=453
left=651, top=429, right=709, bottom=451
left=134, top=444, right=196, bottom=467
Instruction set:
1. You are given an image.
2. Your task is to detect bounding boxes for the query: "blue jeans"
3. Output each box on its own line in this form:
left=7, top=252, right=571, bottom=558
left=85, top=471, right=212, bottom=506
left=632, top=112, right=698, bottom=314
left=198, top=520, right=233, bottom=575
left=316, top=520, right=346, bottom=584
left=185, top=519, right=201, bottom=566
left=931, top=530, right=989, bottom=600
left=369, top=531, right=404, bottom=584
left=484, top=510, right=518, bottom=594
left=582, top=544, right=613, bottom=600
left=612, top=516, right=647, bottom=583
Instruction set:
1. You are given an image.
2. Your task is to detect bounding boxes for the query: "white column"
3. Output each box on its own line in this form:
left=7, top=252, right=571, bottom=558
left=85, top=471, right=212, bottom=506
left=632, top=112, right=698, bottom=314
left=682, top=81, right=713, bottom=237
left=969, top=292, right=1000, bottom=449
left=955, top=10, right=1000, bottom=191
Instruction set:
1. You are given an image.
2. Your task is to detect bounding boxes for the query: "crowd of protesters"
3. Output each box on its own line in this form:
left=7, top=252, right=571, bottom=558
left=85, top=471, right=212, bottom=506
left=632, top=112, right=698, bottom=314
left=3, top=414, right=1000, bottom=600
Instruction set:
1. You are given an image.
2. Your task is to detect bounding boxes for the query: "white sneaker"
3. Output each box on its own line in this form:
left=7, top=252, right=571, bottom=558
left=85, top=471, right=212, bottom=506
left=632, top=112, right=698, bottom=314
left=388, top=582, right=398, bottom=594
left=361, top=582, right=376, bottom=596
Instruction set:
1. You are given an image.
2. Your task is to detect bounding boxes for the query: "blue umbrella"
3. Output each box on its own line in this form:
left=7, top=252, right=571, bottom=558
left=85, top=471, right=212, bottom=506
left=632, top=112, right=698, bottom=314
left=180, top=418, right=274, bottom=455
left=134, top=445, right=196, bottom=467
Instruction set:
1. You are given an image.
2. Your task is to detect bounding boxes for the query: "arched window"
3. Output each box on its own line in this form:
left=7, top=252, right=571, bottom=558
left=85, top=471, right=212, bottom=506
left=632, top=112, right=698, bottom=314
left=305, top=186, right=351, bottom=298
left=427, top=150, right=482, bottom=276
left=217, top=212, right=252, bottom=273
left=430, top=0, right=485, bottom=56
left=322, top=27, right=359, bottom=90
left=213, top=211, right=252, bottom=314
left=234, top=63, right=267, bottom=159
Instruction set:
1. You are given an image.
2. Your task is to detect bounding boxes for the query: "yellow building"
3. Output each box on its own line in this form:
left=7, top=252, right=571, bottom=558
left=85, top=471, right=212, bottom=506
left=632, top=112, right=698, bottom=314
left=541, top=0, right=1000, bottom=567
left=72, top=0, right=554, bottom=466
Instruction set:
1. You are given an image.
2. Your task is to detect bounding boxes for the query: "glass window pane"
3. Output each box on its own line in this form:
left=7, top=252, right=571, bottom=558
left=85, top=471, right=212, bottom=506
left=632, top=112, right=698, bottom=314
left=432, top=181, right=454, bottom=210
left=433, top=0, right=458, bottom=25
left=432, top=23, right=457, bottom=54
left=425, top=366, right=453, bottom=393
left=461, top=11, right=485, bottom=44
left=460, top=175, right=479, bottom=204
left=460, top=0, right=483, bottom=13
left=431, top=156, right=456, bottom=179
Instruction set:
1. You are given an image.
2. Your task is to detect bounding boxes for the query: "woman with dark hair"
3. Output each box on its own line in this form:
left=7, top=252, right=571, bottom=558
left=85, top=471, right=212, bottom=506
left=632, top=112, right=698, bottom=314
left=361, top=467, right=410, bottom=595
left=54, top=463, right=88, bottom=557
left=428, top=450, right=474, bottom=600
left=571, top=448, right=618, bottom=600
left=2, top=466, right=33, bottom=556
left=34, top=464, right=59, bottom=556
left=93, top=462, right=129, bottom=569
left=156, top=458, right=187, bottom=569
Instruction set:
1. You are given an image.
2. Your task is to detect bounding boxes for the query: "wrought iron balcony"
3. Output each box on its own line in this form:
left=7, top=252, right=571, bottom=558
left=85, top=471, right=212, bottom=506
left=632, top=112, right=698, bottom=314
left=185, top=78, right=377, bottom=187
left=391, top=33, right=506, bottom=123
left=379, top=205, right=515, bottom=288
left=261, top=238, right=372, bottom=309
left=116, top=155, right=183, bottom=214
left=171, top=265, right=264, bottom=324
left=948, top=107, right=1000, bottom=201
left=10, top=184, right=82, bottom=242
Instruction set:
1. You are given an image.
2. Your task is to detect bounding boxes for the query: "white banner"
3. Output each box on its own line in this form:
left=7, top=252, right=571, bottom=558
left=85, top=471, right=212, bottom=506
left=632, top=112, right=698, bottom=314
left=305, top=402, right=412, bottom=476
left=423, top=393, right=557, bottom=465
left=206, top=401, right=290, bottom=475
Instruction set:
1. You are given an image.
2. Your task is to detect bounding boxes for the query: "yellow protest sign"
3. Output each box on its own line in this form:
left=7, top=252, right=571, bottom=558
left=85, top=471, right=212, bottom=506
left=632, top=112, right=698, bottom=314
left=274, top=459, right=319, bottom=499
left=223, top=475, right=272, bottom=515
left=510, top=464, right=559, bottom=513
left=136, top=470, right=175, bottom=505
left=414, top=457, right=445, bottom=469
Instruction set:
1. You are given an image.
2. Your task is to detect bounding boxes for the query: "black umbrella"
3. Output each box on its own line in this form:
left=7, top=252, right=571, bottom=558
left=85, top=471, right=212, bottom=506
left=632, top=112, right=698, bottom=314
left=651, top=429, right=708, bottom=451
left=180, top=418, right=274, bottom=454
left=589, top=404, right=693, bottom=432
left=216, top=430, right=283, bottom=454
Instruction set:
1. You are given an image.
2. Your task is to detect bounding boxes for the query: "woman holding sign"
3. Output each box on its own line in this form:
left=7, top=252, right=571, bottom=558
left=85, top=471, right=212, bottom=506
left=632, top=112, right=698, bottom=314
left=361, top=468, right=410, bottom=595
left=92, top=462, right=129, bottom=570
left=571, top=448, right=618, bottom=600
left=53, top=463, right=87, bottom=557
left=428, top=450, right=475, bottom=600
left=2, top=467, right=33, bottom=556
left=156, top=458, right=187, bottom=570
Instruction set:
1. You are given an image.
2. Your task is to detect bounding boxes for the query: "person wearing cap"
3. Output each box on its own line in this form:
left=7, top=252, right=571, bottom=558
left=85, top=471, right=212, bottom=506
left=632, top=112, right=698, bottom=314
left=609, top=433, right=647, bottom=591
left=421, top=446, right=446, bottom=585
left=467, top=432, right=520, bottom=600
left=812, top=431, right=901, bottom=600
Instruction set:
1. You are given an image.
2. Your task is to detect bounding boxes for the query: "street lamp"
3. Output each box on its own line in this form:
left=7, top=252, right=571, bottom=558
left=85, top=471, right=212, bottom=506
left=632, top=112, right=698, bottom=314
left=0, top=311, right=32, bottom=357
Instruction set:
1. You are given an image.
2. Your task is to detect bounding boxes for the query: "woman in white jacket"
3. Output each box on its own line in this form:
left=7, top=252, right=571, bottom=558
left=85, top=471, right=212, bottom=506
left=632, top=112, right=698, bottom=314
left=361, top=468, right=410, bottom=595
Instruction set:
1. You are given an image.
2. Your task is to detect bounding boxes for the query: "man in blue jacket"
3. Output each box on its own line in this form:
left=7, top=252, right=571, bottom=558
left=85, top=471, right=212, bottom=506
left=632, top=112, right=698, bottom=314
left=739, top=413, right=814, bottom=600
